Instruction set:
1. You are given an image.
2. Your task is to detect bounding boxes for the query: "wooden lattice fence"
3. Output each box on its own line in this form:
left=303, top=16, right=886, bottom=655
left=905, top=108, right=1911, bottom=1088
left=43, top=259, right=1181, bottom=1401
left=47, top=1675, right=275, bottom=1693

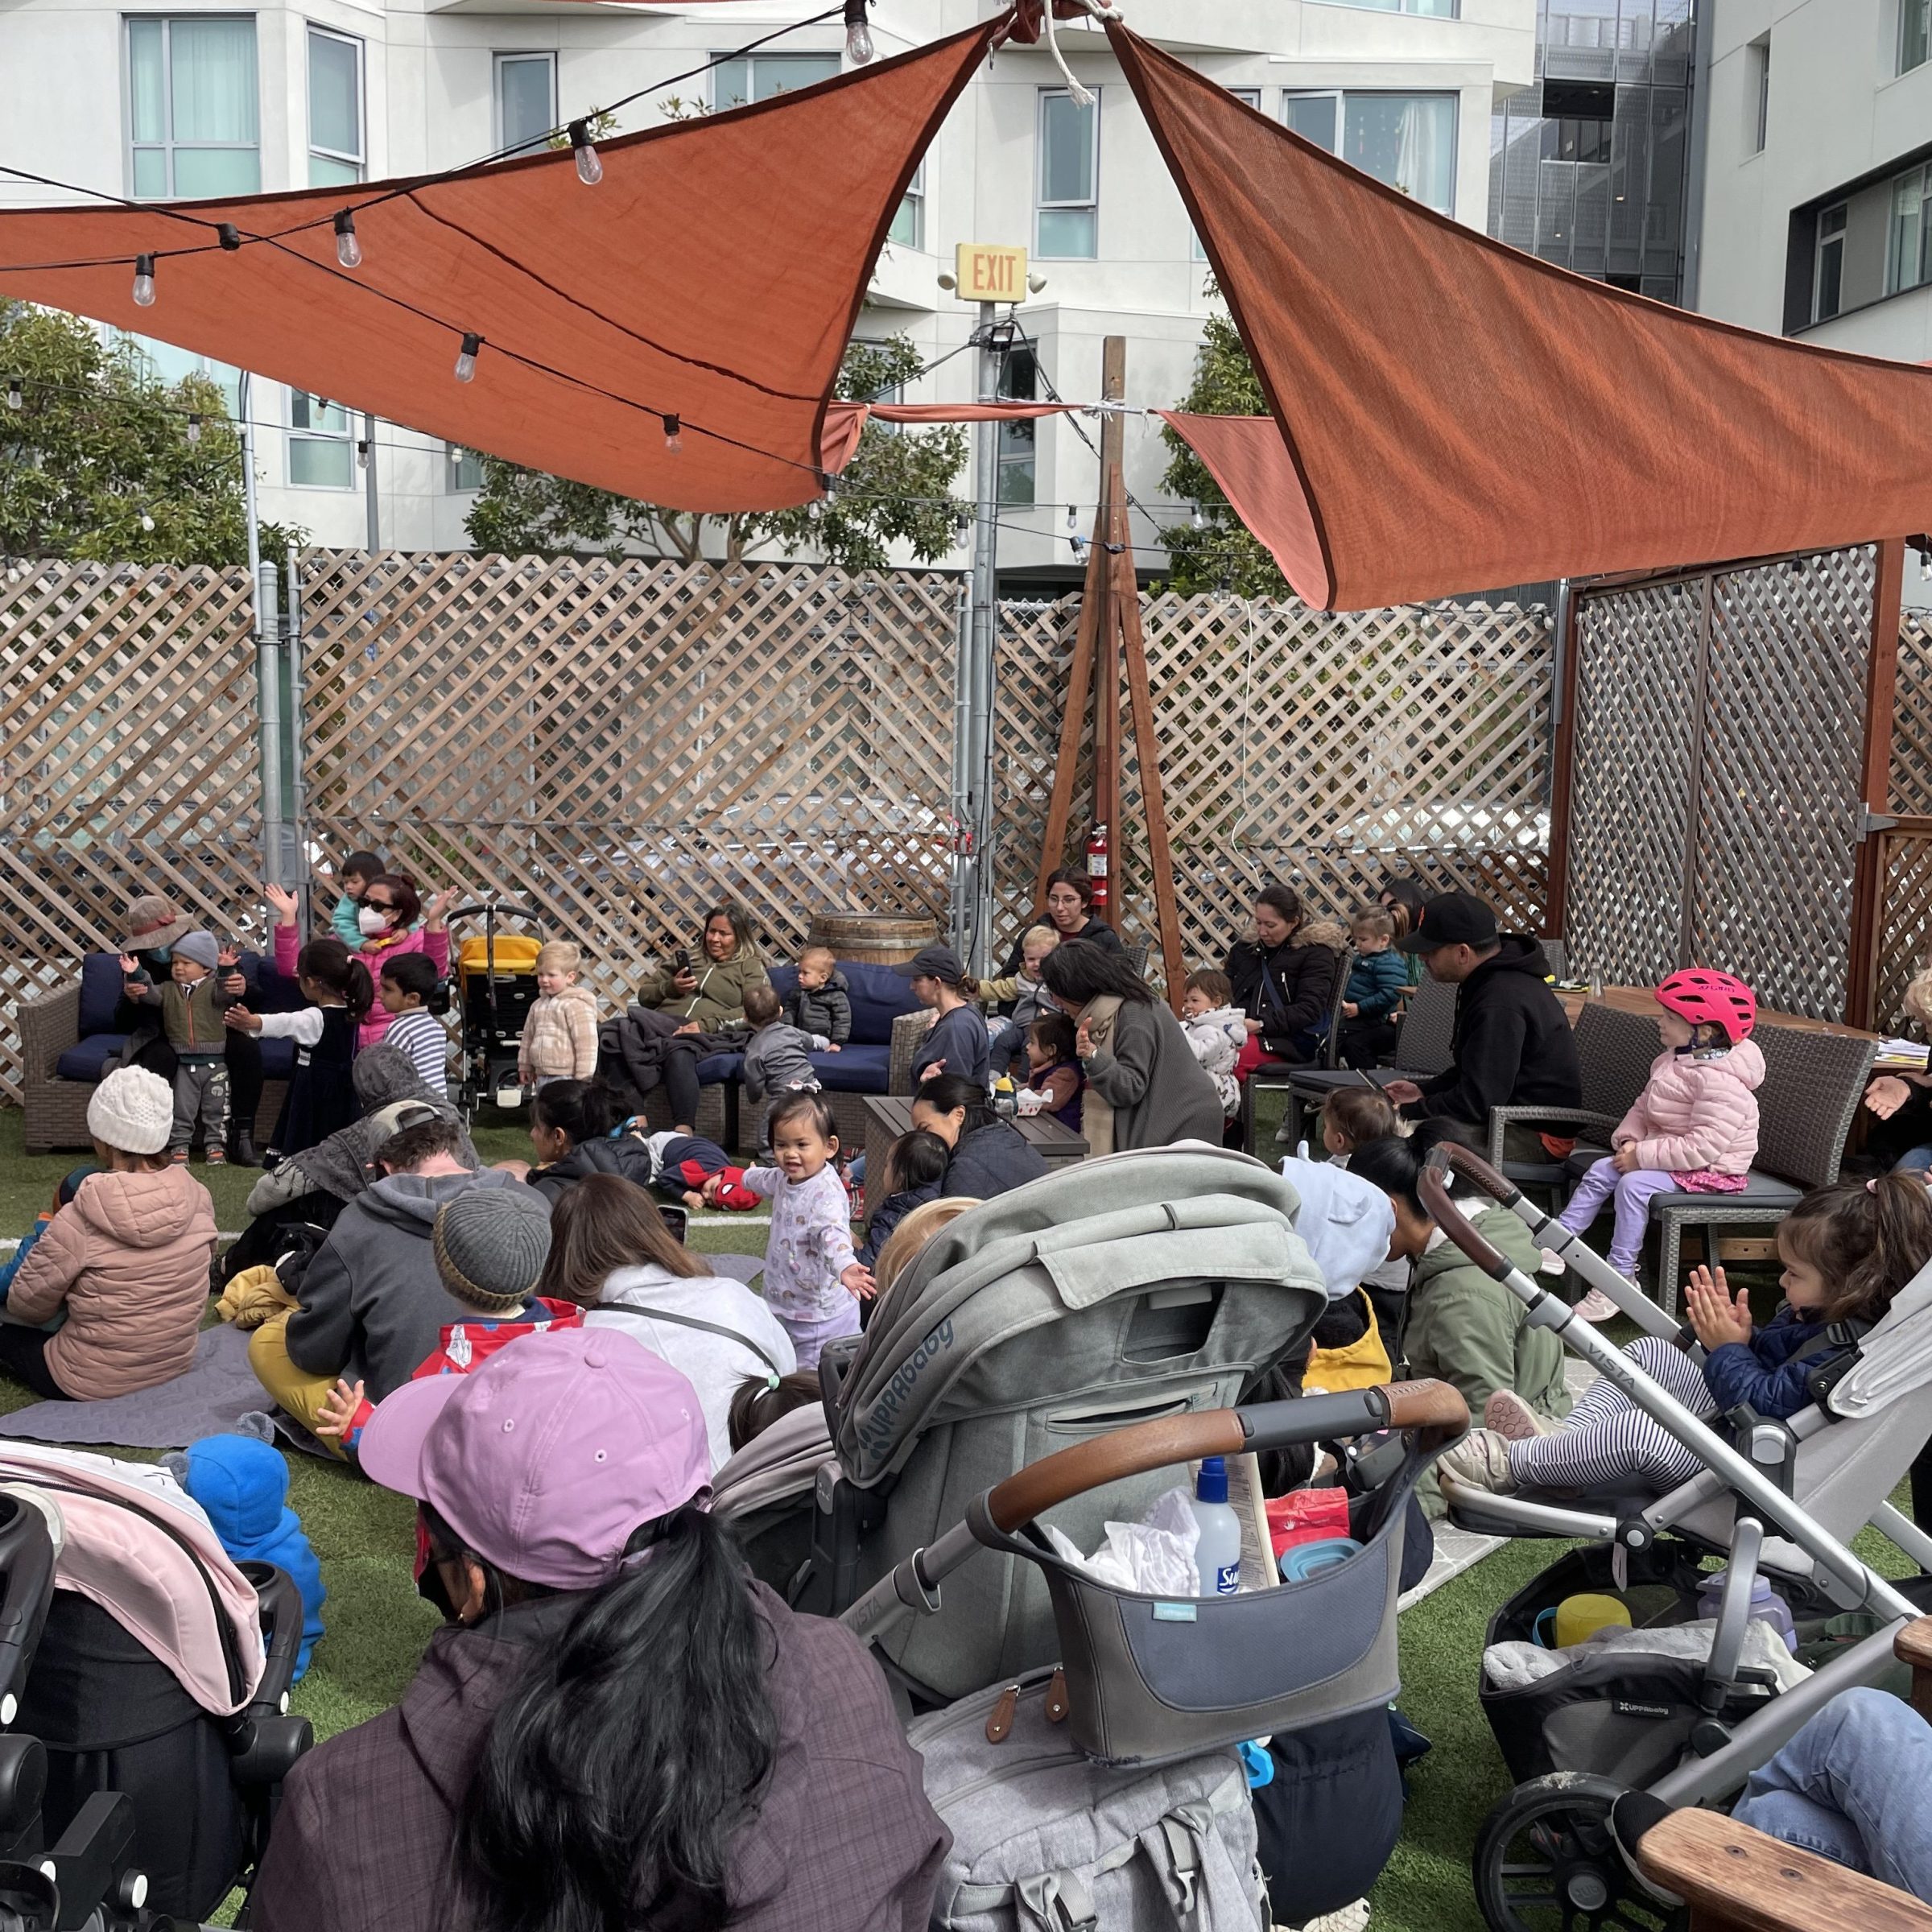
left=1872, top=610, right=1932, bottom=1032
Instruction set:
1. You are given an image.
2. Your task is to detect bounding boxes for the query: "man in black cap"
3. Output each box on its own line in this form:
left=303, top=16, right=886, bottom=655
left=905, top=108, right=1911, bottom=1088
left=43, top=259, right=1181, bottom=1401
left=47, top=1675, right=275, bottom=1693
left=1382, top=891, right=1581, bottom=1161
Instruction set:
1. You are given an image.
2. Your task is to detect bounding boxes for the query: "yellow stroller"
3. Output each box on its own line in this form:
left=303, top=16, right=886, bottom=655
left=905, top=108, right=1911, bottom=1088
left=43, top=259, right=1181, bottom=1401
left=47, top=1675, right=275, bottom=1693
left=449, top=895, right=543, bottom=1116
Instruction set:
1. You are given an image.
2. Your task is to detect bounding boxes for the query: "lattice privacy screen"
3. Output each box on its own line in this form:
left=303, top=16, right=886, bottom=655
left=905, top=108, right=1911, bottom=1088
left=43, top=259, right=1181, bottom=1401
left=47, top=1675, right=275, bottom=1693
left=1567, top=546, right=1876, bottom=1021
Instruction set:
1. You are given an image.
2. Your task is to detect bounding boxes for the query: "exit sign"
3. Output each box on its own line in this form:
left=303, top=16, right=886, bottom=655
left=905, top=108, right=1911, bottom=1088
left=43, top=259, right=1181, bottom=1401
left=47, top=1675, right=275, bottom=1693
left=955, top=243, right=1028, bottom=303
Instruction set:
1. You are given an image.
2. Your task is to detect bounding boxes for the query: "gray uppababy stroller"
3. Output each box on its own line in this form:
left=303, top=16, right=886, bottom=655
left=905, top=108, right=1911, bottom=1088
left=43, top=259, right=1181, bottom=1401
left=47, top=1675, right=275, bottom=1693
left=1418, top=1141, right=1932, bottom=1932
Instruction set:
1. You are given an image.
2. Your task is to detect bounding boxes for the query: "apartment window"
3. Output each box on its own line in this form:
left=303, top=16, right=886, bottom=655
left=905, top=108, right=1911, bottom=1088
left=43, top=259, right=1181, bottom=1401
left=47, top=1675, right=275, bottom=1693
left=1193, top=89, right=1260, bottom=258
left=1037, top=89, right=1099, bottom=258
left=289, top=391, right=353, bottom=489
left=1308, top=0, right=1455, bottom=11
left=308, top=27, right=363, bottom=186
left=494, top=52, right=555, bottom=156
left=1814, top=204, right=1847, bottom=322
left=1748, top=36, right=1770, bottom=153
left=1903, top=0, right=1930, bottom=75
left=126, top=17, right=260, bottom=198
left=997, top=345, right=1037, bottom=508
left=890, top=159, right=926, bottom=250
left=1282, top=91, right=1458, bottom=214
left=449, top=444, right=484, bottom=492
left=712, top=53, right=840, bottom=109
left=1890, top=163, right=1931, bottom=296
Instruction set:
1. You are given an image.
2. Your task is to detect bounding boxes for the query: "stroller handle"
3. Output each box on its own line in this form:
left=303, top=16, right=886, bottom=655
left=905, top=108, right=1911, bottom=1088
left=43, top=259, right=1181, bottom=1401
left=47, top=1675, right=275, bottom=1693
left=983, top=1381, right=1468, bottom=1534
left=1417, top=1144, right=1521, bottom=1277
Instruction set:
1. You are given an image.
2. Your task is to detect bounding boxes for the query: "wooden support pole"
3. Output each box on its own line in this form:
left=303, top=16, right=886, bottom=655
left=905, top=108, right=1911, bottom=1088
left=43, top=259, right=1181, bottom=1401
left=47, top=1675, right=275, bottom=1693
left=1115, top=535, right=1187, bottom=1006
left=1848, top=538, right=1905, bottom=1029
left=1034, top=506, right=1108, bottom=912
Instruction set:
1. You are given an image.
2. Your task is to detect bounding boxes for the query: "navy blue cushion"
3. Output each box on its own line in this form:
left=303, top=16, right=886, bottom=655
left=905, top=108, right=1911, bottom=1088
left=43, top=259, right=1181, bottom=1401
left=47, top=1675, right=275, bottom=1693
left=809, top=1044, right=890, bottom=1093
left=77, top=954, right=126, bottom=1037
left=696, top=1051, right=745, bottom=1084
left=56, top=1034, right=127, bottom=1082
left=756, top=957, right=919, bottom=1047
left=767, top=965, right=799, bottom=1003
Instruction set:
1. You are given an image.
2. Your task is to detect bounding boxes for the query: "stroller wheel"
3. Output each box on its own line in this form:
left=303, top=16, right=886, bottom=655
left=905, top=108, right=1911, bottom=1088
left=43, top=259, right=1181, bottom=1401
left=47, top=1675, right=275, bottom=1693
left=1473, top=1775, right=1683, bottom=1932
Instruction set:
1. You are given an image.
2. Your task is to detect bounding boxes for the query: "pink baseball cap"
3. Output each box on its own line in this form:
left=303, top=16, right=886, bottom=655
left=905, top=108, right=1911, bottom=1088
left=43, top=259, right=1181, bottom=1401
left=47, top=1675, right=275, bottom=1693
left=359, top=1327, right=712, bottom=1591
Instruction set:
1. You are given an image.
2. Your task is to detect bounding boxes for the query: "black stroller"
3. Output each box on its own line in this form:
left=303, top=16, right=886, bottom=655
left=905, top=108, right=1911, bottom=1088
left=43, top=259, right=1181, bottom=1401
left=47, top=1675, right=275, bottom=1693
left=448, top=895, right=544, bottom=1117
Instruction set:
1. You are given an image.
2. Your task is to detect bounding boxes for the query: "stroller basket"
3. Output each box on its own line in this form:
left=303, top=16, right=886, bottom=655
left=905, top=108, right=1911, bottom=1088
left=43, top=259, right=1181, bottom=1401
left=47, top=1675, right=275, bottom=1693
left=844, top=1381, right=1468, bottom=1769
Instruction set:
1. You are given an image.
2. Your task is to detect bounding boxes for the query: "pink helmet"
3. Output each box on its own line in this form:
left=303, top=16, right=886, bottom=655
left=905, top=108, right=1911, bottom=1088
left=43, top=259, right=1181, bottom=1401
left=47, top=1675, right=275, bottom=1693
left=1657, top=968, right=1757, bottom=1044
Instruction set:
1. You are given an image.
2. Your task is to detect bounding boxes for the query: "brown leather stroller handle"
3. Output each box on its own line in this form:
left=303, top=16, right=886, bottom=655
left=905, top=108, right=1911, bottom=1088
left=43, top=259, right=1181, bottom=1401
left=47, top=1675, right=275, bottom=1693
left=1379, top=1378, right=1471, bottom=1433
left=985, top=1412, right=1247, bottom=1534
left=1417, top=1147, right=1516, bottom=1280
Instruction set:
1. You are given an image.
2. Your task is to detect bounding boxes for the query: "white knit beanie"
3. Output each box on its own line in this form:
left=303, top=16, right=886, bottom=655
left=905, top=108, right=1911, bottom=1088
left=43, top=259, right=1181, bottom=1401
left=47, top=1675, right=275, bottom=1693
left=86, top=1067, right=174, bottom=1156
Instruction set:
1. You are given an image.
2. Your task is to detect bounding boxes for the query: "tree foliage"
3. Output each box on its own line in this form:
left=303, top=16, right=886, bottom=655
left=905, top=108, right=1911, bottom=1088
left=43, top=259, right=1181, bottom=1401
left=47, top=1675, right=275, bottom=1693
left=0, top=301, right=303, bottom=568
left=1157, top=309, right=1289, bottom=600
left=464, top=332, right=968, bottom=571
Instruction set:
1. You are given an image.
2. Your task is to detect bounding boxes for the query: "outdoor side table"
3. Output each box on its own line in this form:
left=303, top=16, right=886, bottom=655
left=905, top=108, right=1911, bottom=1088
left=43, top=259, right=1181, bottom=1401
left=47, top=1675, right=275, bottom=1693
left=861, top=1094, right=1086, bottom=1193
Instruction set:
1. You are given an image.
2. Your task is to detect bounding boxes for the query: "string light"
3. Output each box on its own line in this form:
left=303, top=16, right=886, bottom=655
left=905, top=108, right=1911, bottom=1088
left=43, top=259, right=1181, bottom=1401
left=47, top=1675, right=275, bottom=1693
left=217, top=224, right=242, bottom=251
left=138, top=512, right=155, bottom=532
left=1192, top=506, right=1207, bottom=530
left=131, top=255, right=156, bottom=307
left=569, top=122, right=603, bottom=188
left=662, top=414, right=682, bottom=453
left=453, top=332, right=481, bottom=383
left=332, top=210, right=362, bottom=270
left=1065, top=503, right=1077, bottom=531
left=844, top=0, right=875, bottom=65
left=186, top=413, right=202, bottom=444
left=357, top=438, right=370, bottom=469
left=4, top=379, right=20, bottom=412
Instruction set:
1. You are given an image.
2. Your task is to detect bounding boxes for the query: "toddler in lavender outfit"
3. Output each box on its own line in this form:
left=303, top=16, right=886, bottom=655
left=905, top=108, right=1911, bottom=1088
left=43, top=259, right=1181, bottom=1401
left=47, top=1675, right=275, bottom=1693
left=718, top=1091, right=874, bottom=1368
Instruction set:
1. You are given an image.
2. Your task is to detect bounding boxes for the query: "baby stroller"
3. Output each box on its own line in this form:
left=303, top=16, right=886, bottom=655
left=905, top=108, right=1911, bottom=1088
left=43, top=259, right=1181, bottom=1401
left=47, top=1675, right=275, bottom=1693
left=449, top=894, right=543, bottom=1117
left=1419, top=1142, right=1932, bottom=1932
left=0, top=1443, right=310, bottom=1928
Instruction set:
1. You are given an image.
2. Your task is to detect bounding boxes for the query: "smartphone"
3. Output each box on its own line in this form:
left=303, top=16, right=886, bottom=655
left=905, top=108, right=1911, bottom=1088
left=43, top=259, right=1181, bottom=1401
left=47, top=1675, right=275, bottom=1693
left=673, top=947, right=691, bottom=973
left=658, top=1203, right=689, bottom=1244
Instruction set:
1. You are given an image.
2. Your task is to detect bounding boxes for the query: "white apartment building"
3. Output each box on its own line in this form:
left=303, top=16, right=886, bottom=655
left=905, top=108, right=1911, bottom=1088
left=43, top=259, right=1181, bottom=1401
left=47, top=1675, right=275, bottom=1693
left=0, top=0, right=1537, bottom=580
left=1692, top=0, right=1932, bottom=604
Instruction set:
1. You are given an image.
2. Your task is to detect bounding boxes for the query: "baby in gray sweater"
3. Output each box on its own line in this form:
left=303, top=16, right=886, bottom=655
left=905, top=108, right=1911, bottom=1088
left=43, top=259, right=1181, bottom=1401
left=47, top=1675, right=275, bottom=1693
left=741, top=985, right=824, bottom=1104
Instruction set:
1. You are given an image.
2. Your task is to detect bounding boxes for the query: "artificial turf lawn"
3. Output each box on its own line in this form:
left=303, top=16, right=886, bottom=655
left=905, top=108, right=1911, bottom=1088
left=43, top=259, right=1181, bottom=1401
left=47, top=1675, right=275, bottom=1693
left=0, top=1100, right=1918, bottom=1932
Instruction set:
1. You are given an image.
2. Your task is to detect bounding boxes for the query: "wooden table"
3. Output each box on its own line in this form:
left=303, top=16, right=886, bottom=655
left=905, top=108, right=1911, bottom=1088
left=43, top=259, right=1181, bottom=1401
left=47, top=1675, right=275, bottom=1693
left=862, top=1093, right=1086, bottom=1191
left=1555, top=984, right=1886, bottom=1044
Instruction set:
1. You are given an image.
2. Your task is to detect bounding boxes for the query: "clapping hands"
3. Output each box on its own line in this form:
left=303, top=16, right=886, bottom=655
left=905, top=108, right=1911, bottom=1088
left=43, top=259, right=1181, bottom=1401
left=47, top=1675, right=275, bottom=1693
left=1685, top=1264, right=1753, bottom=1351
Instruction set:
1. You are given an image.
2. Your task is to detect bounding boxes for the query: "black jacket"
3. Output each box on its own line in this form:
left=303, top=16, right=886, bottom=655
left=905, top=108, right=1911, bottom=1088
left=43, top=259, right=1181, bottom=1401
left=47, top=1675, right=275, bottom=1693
left=524, top=1135, right=659, bottom=1205
left=1224, top=923, right=1348, bottom=1062
left=939, top=1121, right=1048, bottom=1200
left=1412, top=937, right=1581, bottom=1129
left=782, top=970, right=852, bottom=1046
left=997, top=916, right=1123, bottom=979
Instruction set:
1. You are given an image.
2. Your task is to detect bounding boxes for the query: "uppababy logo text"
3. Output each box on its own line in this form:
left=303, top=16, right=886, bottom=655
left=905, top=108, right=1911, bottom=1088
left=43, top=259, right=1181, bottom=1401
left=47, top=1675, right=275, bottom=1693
left=859, top=1319, right=956, bottom=1460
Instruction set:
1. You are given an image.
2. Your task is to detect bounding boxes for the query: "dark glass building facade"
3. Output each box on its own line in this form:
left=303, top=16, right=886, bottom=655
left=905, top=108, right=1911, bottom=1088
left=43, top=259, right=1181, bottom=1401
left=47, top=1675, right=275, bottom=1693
left=1488, top=1, right=1697, bottom=303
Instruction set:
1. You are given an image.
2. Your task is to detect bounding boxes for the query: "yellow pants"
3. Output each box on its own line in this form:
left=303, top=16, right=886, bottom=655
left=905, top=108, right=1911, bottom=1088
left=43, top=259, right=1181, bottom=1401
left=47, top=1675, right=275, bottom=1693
left=247, top=1312, right=348, bottom=1460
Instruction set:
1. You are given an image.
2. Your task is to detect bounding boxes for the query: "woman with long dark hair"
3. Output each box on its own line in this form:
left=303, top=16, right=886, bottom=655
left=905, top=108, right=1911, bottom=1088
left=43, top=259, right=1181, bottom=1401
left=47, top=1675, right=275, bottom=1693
left=1224, top=883, right=1348, bottom=1079
left=251, top=1327, right=947, bottom=1931
left=911, top=1071, right=1048, bottom=1199
left=1038, top=944, right=1223, bottom=1151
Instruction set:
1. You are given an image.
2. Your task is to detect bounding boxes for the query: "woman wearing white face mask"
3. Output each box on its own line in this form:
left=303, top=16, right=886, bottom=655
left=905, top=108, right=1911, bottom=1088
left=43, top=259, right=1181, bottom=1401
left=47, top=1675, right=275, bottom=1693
left=266, top=874, right=449, bottom=1052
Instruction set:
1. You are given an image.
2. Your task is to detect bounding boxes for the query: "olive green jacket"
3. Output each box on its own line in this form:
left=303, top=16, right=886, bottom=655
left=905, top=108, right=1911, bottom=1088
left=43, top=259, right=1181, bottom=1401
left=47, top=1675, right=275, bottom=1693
left=634, top=948, right=770, bottom=1030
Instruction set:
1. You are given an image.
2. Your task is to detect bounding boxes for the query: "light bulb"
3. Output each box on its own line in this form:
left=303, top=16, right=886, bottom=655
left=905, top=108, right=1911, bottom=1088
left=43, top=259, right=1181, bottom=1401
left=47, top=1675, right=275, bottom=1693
left=357, top=439, right=370, bottom=470
left=1065, top=503, right=1077, bottom=531
left=187, top=413, right=202, bottom=444
left=454, top=332, right=481, bottom=383
left=333, top=209, right=362, bottom=270
left=570, top=121, right=603, bottom=187
left=132, top=255, right=156, bottom=308
left=844, top=0, right=874, bottom=64
left=1192, top=506, right=1207, bottom=530
left=662, top=414, right=683, bottom=453
left=139, top=513, right=155, bottom=533
left=5, top=380, right=20, bottom=412
left=217, top=223, right=242, bottom=251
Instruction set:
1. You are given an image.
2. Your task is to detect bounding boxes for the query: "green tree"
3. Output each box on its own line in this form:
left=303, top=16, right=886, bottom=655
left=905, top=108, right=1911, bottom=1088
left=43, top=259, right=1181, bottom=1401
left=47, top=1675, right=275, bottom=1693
left=1157, top=309, right=1289, bottom=600
left=463, top=332, right=968, bottom=571
left=0, top=301, right=303, bottom=567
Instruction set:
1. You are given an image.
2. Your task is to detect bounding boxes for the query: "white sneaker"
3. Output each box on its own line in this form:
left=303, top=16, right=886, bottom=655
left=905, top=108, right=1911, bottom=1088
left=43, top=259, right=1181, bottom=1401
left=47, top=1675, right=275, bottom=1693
left=1439, top=1428, right=1516, bottom=1492
left=1293, top=1902, right=1370, bottom=1932
left=1538, top=1247, right=1567, bottom=1275
left=1573, top=1288, right=1620, bottom=1323
left=1484, top=1389, right=1558, bottom=1442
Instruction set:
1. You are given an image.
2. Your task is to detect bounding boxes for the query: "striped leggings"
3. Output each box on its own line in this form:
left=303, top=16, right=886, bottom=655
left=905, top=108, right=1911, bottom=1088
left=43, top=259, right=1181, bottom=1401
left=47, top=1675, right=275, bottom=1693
left=1508, top=1335, right=1712, bottom=1492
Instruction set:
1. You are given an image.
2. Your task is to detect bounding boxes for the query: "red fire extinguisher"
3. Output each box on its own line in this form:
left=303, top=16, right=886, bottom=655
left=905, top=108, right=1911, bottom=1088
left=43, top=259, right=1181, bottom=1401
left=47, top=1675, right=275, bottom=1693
left=1085, top=822, right=1110, bottom=916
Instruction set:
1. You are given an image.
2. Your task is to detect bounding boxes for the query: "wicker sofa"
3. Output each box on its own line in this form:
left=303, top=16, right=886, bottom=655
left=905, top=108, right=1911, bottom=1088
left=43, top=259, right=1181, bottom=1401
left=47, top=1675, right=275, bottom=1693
left=20, top=952, right=295, bottom=1154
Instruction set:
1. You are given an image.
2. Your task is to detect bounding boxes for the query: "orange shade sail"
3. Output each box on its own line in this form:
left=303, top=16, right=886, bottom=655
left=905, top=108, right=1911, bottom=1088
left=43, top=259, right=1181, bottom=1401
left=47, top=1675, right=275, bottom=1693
left=818, top=398, right=1075, bottom=473
left=0, top=26, right=991, bottom=514
left=1111, top=24, right=1932, bottom=609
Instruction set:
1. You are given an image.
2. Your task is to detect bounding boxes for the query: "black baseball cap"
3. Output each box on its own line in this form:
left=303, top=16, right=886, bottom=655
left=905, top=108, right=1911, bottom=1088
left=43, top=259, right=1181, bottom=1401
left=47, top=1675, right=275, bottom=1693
left=893, top=944, right=968, bottom=985
left=1397, top=890, right=1500, bottom=953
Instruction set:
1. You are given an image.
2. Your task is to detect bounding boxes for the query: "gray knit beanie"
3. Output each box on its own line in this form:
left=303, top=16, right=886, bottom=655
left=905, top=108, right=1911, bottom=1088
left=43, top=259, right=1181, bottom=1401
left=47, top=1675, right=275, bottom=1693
left=172, top=929, right=220, bottom=971
left=432, top=1186, right=553, bottom=1316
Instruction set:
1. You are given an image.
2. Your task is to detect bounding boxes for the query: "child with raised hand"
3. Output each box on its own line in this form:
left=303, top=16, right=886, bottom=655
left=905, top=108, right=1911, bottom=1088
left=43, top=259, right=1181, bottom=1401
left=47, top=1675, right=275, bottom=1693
left=718, top=1092, right=869, bottom=1368
left=329, top=850, right=387, bottom=949
left=1179, top=968, right=1248, bottom=1120
left=1019, top=1009, right=1085, bottom=1130
left=782, top=946, right=852, bottom=1052
left=376, top=952, right=451, bottom=1096
left=518, top=941, right=600, bottom=1089
left=1442, top=1173, right=1932, bottom=1498
left=120, top=928, right=239, bottom=1162
left=1545, top=968, right=1764, bottom=1321
left=226, top=924, right=372, bottom=1159
left=1337, top=906, right=1410, bottom=1067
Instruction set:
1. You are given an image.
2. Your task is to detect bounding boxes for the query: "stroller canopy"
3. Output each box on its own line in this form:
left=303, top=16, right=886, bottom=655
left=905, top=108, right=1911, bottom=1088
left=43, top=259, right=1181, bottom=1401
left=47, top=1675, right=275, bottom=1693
left=836, top=1147, right=1330, bottom=1486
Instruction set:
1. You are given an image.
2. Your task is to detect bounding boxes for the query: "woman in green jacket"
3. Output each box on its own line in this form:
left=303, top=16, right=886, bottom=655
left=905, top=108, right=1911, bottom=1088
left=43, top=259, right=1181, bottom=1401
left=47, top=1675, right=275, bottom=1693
left=1348, top=1124, right=1571, bottom=1513
left=635, top=905, right=770, bottom=1032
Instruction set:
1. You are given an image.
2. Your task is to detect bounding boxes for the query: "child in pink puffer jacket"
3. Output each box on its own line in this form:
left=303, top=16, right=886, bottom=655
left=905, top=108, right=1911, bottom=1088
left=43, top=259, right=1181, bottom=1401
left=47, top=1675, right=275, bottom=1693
left=1550, top=969, right=1762, bottom=1314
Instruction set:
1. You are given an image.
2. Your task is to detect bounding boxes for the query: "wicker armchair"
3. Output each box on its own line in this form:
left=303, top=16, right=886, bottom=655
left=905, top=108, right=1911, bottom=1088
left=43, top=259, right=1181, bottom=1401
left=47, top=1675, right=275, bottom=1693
left=888, top=1008, right=939, bottom=1096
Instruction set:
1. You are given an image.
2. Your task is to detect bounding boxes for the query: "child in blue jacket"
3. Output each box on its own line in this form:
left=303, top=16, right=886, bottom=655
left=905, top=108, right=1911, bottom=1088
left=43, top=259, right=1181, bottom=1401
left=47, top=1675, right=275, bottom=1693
left=168, top=1430, right=326, bottom=1680
left=1442, top=1174, right=1932, bottom=1496
left=1337, top=907, right=1410, bottom=1067
left=0, top=1167, right=95, bottom=1302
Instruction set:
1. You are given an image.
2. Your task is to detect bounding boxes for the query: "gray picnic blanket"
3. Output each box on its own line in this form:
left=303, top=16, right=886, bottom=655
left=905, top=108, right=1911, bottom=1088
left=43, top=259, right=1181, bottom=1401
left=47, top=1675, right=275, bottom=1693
left=0, top=1324, right=266, bottom=1451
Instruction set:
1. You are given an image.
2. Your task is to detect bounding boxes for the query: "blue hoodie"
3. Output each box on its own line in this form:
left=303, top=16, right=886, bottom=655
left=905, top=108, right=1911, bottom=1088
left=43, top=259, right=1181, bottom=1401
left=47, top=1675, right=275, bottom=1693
left=178, top=1435, right=325, bottom=1679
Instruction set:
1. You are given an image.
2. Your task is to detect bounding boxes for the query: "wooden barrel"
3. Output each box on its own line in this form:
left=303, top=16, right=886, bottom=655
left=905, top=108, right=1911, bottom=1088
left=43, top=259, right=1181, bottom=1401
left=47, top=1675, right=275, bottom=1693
left=807, top=910, right=939, bottom=964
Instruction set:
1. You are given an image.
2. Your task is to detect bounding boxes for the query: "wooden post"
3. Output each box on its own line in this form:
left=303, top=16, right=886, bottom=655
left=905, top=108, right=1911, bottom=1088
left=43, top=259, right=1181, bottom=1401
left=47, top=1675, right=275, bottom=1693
left=1092, top=336, right=1128, bottom=914
left=1034, top=506, right=1108, bottom=912
left=1115, top=535, right=1187, bottom=1006
left=1848, top=538, right=1905, bottom=1028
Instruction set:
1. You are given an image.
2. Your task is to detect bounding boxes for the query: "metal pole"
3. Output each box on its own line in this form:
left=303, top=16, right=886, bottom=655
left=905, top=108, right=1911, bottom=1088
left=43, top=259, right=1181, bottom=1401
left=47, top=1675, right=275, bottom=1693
left=960, top=299, right=1003, bottom=974
left=239, top=371, right=285, bottom=890
left=948, top=580, right=973, bottom=957
left=240, top=372, right=261, bottom=585
left=361, top=411, right=380, bottom=551
left=284, top=543, right=309, bottom=930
